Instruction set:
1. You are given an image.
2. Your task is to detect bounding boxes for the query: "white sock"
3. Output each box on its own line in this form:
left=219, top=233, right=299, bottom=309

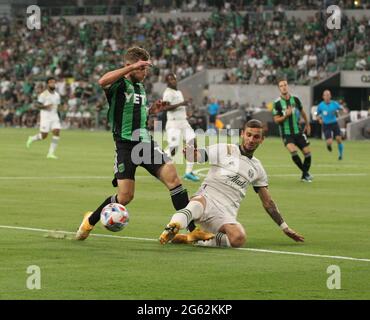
left=185, top=161, right=194, bottom=174
left=31, top=133, right=43, bottom=142
left=48, top=136, right=60, bottom=155
left=195, top=232, right=231, bottom=248
left=169, top=200, right=204, bottom=229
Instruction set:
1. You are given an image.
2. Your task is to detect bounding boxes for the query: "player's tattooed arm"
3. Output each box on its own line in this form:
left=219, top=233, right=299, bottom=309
left=257, top=187, right=284, bottom=226
left=257, top=187, right=305, bottom=242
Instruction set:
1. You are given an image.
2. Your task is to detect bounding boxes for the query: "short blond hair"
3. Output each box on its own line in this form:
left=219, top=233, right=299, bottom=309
left=125, top=47, right=150, bottom=63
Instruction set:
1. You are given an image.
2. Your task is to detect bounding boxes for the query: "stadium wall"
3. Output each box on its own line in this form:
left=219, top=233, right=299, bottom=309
left=346, top=117, right=370, bottom=140
left=341, top=71, right=370, bottom=88
left=208, top=84, right=312, bottom=115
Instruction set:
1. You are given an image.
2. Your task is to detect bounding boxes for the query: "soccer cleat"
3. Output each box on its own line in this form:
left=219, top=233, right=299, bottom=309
left=187, top=227, right=215, bottom=243
left=159, top=222, right=180, bottom=244
left=26, top=136, right=33, bottom=148
left=327, top=144, right=332, bottom=152
left=76, top=211, right=94, bottom=240
left=171, top=234, right=190, bottom=244
left=305, top=172, right=314, bottom=180
left=171, top=228, right=215, bottom=244
left=301, top=173, right=312, bottom=183
left=338, top=155, right=343, bottom=160
left=183, top=172, right=200, bottom=182
left=47, top=153, right=58, bottom=159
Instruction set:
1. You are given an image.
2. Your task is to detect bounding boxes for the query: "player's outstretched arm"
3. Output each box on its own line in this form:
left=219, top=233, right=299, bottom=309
left=98, top=60, right=152, bottom=88
left=148, top=99, right=166, bottom=115
left=162, top=100, right=189, bottom=112
left=257, top=187, right=304, bottom=242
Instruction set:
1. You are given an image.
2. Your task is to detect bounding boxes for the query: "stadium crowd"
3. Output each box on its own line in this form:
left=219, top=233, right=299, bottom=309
left=1, top=3, right=369, bottom=128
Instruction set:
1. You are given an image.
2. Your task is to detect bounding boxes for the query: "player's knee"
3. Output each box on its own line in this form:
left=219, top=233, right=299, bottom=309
left=118, top=192, right=134, bottom=205
left=229, top=232, right=246, bottom=248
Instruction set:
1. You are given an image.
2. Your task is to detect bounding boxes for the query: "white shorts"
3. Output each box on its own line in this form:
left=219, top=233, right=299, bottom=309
left=166, top=120, right=196, bottom=148
left=40, top=115, right=61, bottom=133
left=192, top=188, right=241, bottom=234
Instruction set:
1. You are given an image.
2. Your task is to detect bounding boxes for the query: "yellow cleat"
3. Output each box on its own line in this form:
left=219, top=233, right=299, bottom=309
left=159, top=222, right=180, bottom=245
left=171, top=228, right=215, bottom=244
left=47, top=153, right=58, bottom=159
left=171, top=234, right=190, bottom=244
left=187, top=227, right=215, bottom=243
left=75, top=211, right=94, bottom=240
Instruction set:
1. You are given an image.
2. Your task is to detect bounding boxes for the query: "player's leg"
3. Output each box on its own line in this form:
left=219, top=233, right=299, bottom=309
left=26, top=117, right=49, bottom=148
left=333, top=123, right=344, bottom=160
left=143, top=142, right=188, bottom=210
left=286, top=141, right=305, bottom=177
left=298, top=133, right=312, bottom=181
left=165, top=126, right=180, bottom=157
left=76, top=143, right=137, bottom=240
left=47, top=127, right=60, bottom=159
left=183, top=125, right=200, bottom=182
left=159, top=196, right=213, bottom=244
left=323, top=124, right=333, bottom=152
left=196, top=223, right=246, bottom=248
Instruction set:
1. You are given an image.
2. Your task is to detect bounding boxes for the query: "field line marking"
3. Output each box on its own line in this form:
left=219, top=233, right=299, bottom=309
left=1, top=224, right=370, bottom=263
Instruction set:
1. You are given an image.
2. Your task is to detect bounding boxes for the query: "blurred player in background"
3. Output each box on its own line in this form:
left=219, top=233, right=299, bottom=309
left=272, top=79, right=313, bottom=182
left=26, top=77, right=61, bottom=159
left=76, top=47, right=210, bottom=241
left=159, top=119, right=304, bottom=247
left=316, top=90, right=344, bottom=160
left=162, top=73, right=200, bottom=182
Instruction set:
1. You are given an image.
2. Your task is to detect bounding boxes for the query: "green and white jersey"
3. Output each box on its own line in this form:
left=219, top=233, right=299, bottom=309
left=272, top=95, right=303, bottom=136
left=105, top=78, right=151, bottom=143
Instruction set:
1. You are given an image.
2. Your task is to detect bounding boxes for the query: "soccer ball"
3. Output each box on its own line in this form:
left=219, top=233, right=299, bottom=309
left=100, top=203, right=129, bottom=232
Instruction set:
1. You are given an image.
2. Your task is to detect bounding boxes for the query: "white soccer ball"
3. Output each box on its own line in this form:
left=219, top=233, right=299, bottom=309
left=100, top=203, right=129, bottom=232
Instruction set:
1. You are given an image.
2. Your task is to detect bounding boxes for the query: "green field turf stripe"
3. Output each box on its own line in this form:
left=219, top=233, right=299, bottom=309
left=1, top=225, right=370, bottom=263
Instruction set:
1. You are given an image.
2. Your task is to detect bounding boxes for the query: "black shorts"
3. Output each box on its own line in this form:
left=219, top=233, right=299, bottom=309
left=323, top=122, right=341, bottom=140
left=209, top=114, right=216, bottom=124
left=283, top=134, right=310, bottom=150
left=113, top=140, right=171, bottom=183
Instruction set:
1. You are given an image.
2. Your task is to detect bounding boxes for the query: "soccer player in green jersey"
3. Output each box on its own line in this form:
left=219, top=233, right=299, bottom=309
left=272, top=79, right=313, bottom=182
left=76, top=47, right=211, bottom=241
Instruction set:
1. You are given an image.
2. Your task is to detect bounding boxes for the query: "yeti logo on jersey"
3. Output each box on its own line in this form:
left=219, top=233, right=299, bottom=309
left=134, top=94, right=146, bottom=105
left=226, top=174, right=247, bottom=189
left=248, top=169, right=254, bottom=179
left=124, top=93, right=146, bottom=105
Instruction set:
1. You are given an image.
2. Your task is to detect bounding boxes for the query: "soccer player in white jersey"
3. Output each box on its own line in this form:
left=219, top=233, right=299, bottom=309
left=159, top=119, right=304, bottom=248
left=162, top=73, right=200, bottom=182
left=26, top=77, right=61, bottom=159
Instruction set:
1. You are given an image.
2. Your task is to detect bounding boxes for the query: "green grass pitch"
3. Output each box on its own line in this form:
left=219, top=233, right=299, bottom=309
left=0, top=128, right=369, bottom=299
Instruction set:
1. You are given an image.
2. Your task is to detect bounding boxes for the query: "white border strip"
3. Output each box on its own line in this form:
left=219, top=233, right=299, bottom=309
left=1, top=225, right=369, bottom=263
left=0, top=172, right=367, bottom=180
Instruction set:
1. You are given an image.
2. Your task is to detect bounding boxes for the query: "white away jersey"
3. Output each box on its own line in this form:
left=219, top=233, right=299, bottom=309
left=201, top=143, right=268, bottom=212
left=38, top=89, right=61, bottom=118
left=162, top=87, right=187, bottom=121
